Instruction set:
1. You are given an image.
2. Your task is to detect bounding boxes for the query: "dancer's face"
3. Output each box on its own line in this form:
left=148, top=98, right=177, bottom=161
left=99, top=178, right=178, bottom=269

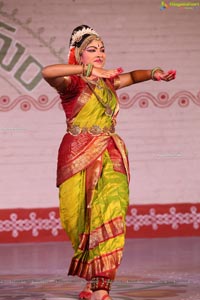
left=80, top=39, right=106, bottom=68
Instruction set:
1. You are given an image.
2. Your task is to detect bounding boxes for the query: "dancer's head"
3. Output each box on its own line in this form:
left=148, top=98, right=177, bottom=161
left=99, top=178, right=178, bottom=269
left=68, top=25, right=105, bottom=68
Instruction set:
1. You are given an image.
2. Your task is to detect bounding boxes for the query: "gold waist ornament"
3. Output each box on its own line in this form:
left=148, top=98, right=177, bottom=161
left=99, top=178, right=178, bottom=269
left=67, top=124, right=115, bottom=136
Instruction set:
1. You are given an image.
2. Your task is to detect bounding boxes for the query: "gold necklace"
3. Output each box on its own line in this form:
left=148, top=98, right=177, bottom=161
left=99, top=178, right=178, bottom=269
left=83, top=77, right=113, bottom=116
left=84, top=77, right=103, bottom=89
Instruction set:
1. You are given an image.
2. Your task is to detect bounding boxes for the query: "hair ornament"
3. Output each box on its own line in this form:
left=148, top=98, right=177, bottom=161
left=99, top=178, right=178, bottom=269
left=70, top=27, right=99, bottom=48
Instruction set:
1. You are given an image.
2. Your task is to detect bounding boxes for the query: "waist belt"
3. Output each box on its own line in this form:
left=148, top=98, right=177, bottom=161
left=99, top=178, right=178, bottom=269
left=67, top=125, right=115, bottom=136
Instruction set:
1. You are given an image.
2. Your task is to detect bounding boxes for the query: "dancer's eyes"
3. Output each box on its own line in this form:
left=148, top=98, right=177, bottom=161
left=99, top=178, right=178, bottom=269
left=86, top=49, right=96, bottom=53
left=86, top=47, right=105, bottom=53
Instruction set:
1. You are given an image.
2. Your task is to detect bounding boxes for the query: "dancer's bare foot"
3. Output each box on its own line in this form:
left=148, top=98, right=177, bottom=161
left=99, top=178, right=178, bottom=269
left=91, top=290, right=112, bottom=300
left=79, top=282, right=93, bottom=300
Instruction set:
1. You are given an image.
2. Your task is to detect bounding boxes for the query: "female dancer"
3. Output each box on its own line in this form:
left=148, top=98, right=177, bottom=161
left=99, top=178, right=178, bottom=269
left=42, top=25, right=176, bottom=300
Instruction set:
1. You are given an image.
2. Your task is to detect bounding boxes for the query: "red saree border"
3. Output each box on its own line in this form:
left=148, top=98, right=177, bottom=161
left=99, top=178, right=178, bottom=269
left=68, top=247, right=123, bottom=280
left=78, top=216, right=124, bottom=251
left=57, top=134, right=110, bottom=186
left=0, top=203, right=200, bottom=243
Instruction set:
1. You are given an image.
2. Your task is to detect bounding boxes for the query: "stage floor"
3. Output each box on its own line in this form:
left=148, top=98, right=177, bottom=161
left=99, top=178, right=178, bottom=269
left=0, top=237, right=200, bottom=300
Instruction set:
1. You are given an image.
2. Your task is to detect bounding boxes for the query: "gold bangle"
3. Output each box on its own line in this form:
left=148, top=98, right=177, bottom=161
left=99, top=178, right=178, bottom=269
left=82, top=64, right=87, bottom=76
left=151, top=67, right=163, bottom=81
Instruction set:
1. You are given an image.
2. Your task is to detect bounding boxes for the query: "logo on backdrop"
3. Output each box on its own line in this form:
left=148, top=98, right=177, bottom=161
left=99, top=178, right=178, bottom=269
left=160, top=1, right=200, bottom=10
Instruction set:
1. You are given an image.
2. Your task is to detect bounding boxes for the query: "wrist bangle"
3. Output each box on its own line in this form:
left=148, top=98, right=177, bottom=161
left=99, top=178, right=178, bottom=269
left=151, top=67, right=163, bottom=81
left=86, top=63, right=93, bottom=77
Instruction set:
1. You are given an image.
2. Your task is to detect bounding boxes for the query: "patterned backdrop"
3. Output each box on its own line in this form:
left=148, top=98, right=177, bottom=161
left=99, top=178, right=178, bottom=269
left=1, top=0, right=200, bottom=241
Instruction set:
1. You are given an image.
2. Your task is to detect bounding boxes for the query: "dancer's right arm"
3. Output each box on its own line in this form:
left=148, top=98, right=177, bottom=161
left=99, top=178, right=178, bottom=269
left=42, top=64, right=83, bottom=91
left=42, top=64, right=122, bottom=92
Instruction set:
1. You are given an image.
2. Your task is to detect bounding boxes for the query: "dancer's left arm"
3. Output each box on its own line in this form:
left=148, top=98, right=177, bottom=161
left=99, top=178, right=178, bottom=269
left=118, top=69, right=176, bottom=89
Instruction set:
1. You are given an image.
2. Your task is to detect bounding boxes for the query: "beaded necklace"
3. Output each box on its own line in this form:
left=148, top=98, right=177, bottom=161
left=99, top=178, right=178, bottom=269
left=83, top=77, right=113, bottom=117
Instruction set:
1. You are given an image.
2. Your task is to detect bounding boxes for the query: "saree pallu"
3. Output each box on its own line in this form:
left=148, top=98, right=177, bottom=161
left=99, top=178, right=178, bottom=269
left=58, top=76, right=130, bottom=281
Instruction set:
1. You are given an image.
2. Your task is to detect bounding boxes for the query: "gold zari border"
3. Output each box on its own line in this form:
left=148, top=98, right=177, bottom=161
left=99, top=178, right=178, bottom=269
left=68, top=247, right=123, bottom=281
left=79, top=216, right=124, bottom=250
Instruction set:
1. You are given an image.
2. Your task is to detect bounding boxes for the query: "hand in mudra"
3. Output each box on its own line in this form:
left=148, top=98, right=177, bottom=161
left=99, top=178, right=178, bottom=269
left=154, top=69, right=176, bottom=81
left=91, top=67, right=123, bottom=78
